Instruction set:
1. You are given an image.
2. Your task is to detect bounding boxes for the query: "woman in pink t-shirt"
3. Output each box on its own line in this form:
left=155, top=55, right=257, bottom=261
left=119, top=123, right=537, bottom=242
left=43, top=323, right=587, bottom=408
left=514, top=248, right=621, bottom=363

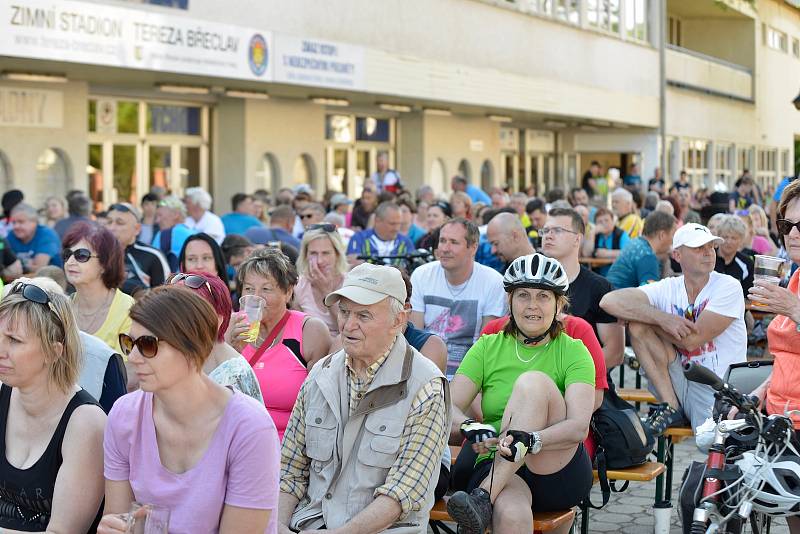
left=97, top=287, right=280, bottom=534
left=231, top=249, right=331, bottom=440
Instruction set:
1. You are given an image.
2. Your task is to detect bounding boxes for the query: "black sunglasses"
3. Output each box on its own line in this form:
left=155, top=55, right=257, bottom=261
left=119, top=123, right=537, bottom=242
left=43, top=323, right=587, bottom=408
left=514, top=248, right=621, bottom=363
left=108, top=203, right=132, bottom=214
left=63, top=248, right=98, bottom=263
left=119, top=333, right=160, bottom=358
left=307, top=223, right=336, bottom=233
left=10, top=282, right=57, bottom=315
left=300, top=213, right=317, bottom=220
left=168, top=273, right=212, bottom=293
left=776, top=219, right=800, bottom=236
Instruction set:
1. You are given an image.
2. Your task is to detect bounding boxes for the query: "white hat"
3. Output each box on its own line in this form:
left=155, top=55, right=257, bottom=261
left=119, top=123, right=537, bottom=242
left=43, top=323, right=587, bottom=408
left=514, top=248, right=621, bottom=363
left=324, top=263, right=407, bottom=306
left=672, top=223, right=723, bottom=249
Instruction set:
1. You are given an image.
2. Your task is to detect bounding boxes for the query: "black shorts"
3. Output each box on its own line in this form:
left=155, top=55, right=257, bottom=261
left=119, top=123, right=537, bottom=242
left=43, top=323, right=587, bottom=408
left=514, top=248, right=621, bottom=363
left=454, top=443, right=593, bottom=513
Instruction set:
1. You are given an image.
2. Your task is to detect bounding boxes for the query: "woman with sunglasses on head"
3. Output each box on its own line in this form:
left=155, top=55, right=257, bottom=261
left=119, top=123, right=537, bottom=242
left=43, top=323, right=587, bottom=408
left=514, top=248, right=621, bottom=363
left=0, top=281, right=107, bottom=533
left=233, top=248, right=331, bottom=440
left=169, top=272, right=263, bottom=403
left=293, top=224, right=348, bottom=337
left=97, top=286, right=279, bottom=534
left=62, top=221, right=133, bottom=354
left=178, top=233, right=230, bottom=289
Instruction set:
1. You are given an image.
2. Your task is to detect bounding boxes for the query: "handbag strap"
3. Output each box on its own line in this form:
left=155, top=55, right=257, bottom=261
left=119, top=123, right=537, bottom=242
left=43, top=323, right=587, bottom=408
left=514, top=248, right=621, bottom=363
left=248, top=310, right=291, bottom=367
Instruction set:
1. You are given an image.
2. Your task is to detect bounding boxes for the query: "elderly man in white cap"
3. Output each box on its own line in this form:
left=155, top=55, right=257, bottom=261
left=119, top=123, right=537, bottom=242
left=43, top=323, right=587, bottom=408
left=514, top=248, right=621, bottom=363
left=278, top=263, right=450, bottom=534
left=601, top=223, right=746, bottom=437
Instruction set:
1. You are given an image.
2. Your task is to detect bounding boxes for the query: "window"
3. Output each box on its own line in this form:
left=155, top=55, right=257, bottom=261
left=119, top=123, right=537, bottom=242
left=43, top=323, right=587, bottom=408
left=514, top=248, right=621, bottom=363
left=715, top=145, right=732, bottom=187
left=588, top=0, right=620, bottom=33
left=682, top=140, right=709, bottom=188
left=794, top=38, right=800, bottom=58
left=36, top=148, right=70, bottom=197
left=782, top=149, right=791, bottom=176
left=147, top=104, right=200, bottom=135
left=624, top=0, right=647, bottom=41
left=325, top=115, right=353, bottom=143
left=668, top=16, right=682, bottom=47
left=256, top=153, right=281, bottom=192
left=765, top=26, right=788, bottom=53
left=553, top=0, right=579, bottom=24
left=355, top=117, right=390, bottom=142
left=0, top=150, right=11, bottom=191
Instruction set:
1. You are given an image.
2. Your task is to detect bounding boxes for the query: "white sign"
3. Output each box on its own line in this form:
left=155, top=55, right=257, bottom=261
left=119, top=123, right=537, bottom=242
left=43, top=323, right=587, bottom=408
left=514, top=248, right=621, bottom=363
left=96, top=99, right=116, bottom=134
left=0, top=0, right=273, bottom=81
left=0, top=86, right=62, bottom=128
left=469, top=139, right=484, bottom=152
left=526, top=129, right=555, bottom=152
left=274, top=34, right=364, bottom=90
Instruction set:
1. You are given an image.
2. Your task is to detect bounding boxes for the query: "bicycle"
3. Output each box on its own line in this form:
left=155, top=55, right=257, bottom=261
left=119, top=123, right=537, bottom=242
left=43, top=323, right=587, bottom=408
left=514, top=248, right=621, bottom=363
left=682, top=361, right=798, bottom=534
left=356, top=249, right=435, bottom=274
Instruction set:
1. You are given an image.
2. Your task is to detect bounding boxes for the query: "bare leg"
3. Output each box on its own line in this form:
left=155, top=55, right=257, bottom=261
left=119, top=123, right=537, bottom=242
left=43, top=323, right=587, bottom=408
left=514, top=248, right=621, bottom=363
left=491, top=474, right=533, bottom=534
left=629, top=321, right=680, bottom=408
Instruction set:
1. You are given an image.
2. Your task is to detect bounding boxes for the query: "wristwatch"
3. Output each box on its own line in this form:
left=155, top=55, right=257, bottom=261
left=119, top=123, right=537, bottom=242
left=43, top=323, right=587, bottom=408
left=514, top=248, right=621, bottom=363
left=529, top=431, right=543, bottom=454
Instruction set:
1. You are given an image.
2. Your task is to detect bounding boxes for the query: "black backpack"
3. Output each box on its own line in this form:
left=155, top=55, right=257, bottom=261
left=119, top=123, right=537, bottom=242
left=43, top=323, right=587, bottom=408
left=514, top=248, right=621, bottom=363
left=586, top=382, right=655, bottom=508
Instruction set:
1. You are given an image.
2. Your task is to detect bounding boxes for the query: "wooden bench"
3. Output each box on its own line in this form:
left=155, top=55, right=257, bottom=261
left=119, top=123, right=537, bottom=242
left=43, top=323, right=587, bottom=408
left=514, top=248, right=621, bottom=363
left=592, top=461, right=665, bottom=483
left=429, top=498, right=575, bottom=534
left=617, top=387, right=657, bottom=405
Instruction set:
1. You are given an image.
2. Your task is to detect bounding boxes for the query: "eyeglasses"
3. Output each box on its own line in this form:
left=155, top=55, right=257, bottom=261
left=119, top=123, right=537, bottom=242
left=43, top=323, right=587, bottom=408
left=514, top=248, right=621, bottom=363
left=300, top=213, right=317, bottom=220
left=540, top=226, right=578, bottom=237
left=776, top=219, right=800, bottom=236
left=62, top=248, right=98, bottom=263
left=10, top=282, right=58, bottom=315
left=307, top=223, right=336, bottom=233
left=169, top=273, right=212, bottom=293
left=119, top=333, right=160, bottom=358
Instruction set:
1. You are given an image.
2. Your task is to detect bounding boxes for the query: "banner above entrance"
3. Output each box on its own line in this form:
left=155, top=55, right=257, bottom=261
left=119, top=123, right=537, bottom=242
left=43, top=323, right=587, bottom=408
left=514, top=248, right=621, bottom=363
left=0, top=0, right=273, bottom=81
left=273, top=34, right=365, bottom=91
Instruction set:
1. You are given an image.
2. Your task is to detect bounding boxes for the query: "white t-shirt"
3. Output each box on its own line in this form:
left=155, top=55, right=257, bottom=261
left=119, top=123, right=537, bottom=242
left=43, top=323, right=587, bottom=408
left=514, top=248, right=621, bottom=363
left=638, top=271, right=746, bottom=377
left=185, top=211, right=226, bottom=244
left=410, top=261, right=507, bottom=378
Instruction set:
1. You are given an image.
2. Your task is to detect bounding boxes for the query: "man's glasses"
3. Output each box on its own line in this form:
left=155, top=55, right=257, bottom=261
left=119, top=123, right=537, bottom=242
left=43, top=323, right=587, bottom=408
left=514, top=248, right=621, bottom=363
left=307, top=223, right=336, bottom=233
left=169, top=273, right=212, bottom=293
left=540, top=226, right=578, bottom=236
left=776, top=219, right=800, bottom=236
left=63, top=248, right=98, bottom=263
left=119, top=333, right=160, bottom=358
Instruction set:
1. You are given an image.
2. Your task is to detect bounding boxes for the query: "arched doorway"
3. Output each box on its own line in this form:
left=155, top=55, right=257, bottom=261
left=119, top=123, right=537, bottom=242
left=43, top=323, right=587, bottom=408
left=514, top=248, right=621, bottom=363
left=429, top=158, right=446, bottom=196
left=457, top=159, right=471, bottom=183
left=0, top=150, right=12, bottom=191
left=481, top=159, right=494, bottom=191
left=293, top=154, right=317, bottom=191
left=256, top=152, right=281, bottom=193
left=36, top=148, right=70, bottom=197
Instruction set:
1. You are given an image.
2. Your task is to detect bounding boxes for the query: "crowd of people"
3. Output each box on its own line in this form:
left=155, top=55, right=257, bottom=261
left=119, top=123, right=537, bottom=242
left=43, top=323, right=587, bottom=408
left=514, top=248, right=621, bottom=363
left=1, top=162, right=800, bottom=534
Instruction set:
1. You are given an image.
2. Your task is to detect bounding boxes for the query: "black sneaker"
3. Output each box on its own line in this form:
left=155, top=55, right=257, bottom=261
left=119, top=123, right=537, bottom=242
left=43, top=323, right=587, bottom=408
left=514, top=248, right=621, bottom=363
left=644, top=404, right=685, bottom=436
left=447, top=488, right=493, bottom=534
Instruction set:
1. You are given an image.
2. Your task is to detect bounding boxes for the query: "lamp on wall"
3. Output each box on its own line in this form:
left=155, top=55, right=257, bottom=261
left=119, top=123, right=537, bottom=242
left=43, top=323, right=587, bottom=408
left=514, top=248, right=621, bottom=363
left=793, top=90, right=800, bottom=110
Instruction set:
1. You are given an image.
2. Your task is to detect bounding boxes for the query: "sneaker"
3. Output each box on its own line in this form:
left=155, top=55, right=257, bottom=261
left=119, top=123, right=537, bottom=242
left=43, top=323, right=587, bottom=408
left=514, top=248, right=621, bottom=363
left=447, top=488, right=493, bottom=534
left=643, top=404, right=685, bottom=436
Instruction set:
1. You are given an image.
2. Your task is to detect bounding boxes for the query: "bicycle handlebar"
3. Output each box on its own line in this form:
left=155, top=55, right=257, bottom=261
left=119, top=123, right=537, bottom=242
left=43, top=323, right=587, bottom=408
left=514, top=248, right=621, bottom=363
left=683, top=361, right=759, bottom=413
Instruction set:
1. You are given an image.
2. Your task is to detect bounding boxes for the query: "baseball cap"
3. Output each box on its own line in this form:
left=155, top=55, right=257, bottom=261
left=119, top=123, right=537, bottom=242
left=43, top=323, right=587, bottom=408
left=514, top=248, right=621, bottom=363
left=672, top=223, right=723, bottom=249
left=329, top=193, right=353, bottom=209
left=324, top=263, right=406, bottom=307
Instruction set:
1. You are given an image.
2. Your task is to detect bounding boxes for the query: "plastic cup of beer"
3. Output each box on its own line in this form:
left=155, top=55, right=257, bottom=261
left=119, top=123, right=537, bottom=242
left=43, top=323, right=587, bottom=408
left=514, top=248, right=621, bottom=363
left=239, top=295, right=266, bottom=343
left=752, top=255, right=788, bottom=306
left=125, top=502, right=170, bottom=534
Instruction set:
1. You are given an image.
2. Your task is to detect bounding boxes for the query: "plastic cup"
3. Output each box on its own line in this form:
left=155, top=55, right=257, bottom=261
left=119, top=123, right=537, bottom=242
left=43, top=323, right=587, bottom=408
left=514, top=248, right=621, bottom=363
left=239, top=295, right=265, bottom=343
left=752, top=255, right=788, bottom=307
left=125, top=502, right=170, bottom=534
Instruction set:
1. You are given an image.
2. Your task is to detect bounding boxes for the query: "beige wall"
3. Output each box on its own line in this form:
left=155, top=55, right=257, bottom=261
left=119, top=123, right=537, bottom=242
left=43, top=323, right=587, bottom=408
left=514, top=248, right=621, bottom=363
left=681, top=18, right=756, bottom=68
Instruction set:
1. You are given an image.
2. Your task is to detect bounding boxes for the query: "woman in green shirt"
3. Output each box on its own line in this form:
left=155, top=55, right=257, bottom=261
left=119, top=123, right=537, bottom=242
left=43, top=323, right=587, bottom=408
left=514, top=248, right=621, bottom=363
left=447, top=253, right=596, bottom=534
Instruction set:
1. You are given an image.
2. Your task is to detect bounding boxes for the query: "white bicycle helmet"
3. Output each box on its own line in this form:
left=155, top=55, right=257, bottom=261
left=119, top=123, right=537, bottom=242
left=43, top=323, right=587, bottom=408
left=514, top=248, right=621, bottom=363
left=503, top=253, right=569, bottom=295
left=737, top=451, right=800, bottom=515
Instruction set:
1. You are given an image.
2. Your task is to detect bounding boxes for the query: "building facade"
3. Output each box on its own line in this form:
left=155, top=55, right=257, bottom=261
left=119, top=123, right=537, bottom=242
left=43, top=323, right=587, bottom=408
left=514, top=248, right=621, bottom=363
left=0, top=0, right=798, bottom=210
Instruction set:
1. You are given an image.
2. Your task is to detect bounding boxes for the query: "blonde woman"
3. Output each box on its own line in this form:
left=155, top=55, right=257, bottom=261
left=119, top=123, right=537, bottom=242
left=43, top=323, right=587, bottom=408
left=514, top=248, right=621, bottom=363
left=748, top=204, right=778, bottom=255
left=293, top=223, right=348, bottom=336
left=451, top=191, right=473, bottom=220
left=0, top=280, right=106, bottom=532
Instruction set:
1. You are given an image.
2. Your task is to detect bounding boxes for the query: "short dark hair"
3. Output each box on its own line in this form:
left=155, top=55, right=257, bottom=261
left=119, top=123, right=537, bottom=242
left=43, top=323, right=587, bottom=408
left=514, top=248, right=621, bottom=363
left=231, top=193, right=252, bottom=211
left=396, top=196, right=417, bottom=213
left=269, top=204, right=295, bottom=223
left=594, top=207, right=613, bottom=221
left=545, top=189, right=564, bottom=204
left=525, top=198, right=546, bottom=215
left=62, top=221, right=125, bottom=289
left=452, top=175, right=468, bottom=186
left=67, top=193, right=91, bottom=217
left=483, top=207, right=517, bottom=224
left=643, top=211, right=677, bottom=237
left=548, top=207, right=585, bottom=235
left=441, top=217, right=480, bottom=247
left=590, top=160, right=600, bottom=167
left=221, top=234, right=253, bottom=264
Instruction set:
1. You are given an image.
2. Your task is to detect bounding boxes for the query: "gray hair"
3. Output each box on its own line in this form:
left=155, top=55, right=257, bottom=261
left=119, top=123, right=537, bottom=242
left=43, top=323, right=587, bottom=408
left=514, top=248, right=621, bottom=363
left=324, top=212, right=345, bottom=227
left=655, top=200, right=674, bottom=215
left=716, top=214, right=747, bottom=239
left=375, top=201, right=401, bottom=220
left=184, top=187, right=213, bottom=211
left=388, top=295, right=405, bottom=320
left=611, top=188, right=633, bottom=202
left=301, top=202, right=326, bottom=216
left=550, top=199, right=572, bottom=210
left=706, top=213, right=728, bottom=234
left=10, top=203, right=38, bottom=219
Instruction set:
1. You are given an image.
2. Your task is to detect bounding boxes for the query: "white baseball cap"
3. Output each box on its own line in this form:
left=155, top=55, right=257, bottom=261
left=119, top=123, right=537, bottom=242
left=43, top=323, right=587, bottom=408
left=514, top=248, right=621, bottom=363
left=324, top=263, right=407, bottom=306
left=672, top=223, right=723, bottom=249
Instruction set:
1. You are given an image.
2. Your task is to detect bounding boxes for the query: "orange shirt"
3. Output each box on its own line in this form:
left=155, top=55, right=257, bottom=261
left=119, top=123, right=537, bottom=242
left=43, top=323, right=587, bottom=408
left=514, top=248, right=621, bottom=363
left=765, top=269, right=800, bottom=427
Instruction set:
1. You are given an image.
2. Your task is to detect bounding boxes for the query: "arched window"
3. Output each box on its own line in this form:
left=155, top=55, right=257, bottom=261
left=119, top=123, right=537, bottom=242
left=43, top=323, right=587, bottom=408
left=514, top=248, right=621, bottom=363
left=36, top=148, right=71, bottom=197
left=256, top=153, right=281, bottom=193
left=429, top=158, right=446, bottom=196
left=457, top=159, right=471, bottom=182
left=293, top=154, right=317, bottom=190
left=481, top=159, right=494, bottom=191
left=0, top=151, right=12, bottom=191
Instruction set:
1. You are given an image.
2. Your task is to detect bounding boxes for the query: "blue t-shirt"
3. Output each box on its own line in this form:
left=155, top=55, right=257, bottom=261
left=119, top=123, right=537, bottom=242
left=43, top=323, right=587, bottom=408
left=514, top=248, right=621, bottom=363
left=606, top=237, right=661, bottom=289
left=152, top=223, right=197, bottom=259
left=774, top=176, right=794, bottom=202
left=594, top=230, right=630, bottom=276
left=8, top=225, right=62, bottom=268
left=466, top=184, right=491, bottom=205
left=221, top=213, right=263, bottom=236
left=407, top=224, right=426, bottom=246
left=346, top=229, right=415, bottom=263
left=623, top=174, right=642, bottom=187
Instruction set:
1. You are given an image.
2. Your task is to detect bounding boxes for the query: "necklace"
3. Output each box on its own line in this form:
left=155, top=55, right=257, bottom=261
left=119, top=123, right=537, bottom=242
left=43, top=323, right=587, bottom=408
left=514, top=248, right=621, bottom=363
left=445, top=268, right=474, bottom=300
left=514, top=337, right=549, bottom=363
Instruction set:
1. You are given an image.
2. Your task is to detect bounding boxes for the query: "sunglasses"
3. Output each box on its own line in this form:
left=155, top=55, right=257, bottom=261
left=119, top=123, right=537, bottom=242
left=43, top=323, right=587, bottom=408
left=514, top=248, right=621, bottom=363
left=62, top=248, right=98, bottom=263
left=776, top=219, right=800, bottom=236
left=307, top=223, right=336, bottom=233
left=10, top=282, right=57, bottom=314
left=119, top=333, right=160, bottom=358
left=168, top=273, right=212, bottom=293
left=108, top=203, right=132, bottom=214
left=300, top=213, right=317, bottom=220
